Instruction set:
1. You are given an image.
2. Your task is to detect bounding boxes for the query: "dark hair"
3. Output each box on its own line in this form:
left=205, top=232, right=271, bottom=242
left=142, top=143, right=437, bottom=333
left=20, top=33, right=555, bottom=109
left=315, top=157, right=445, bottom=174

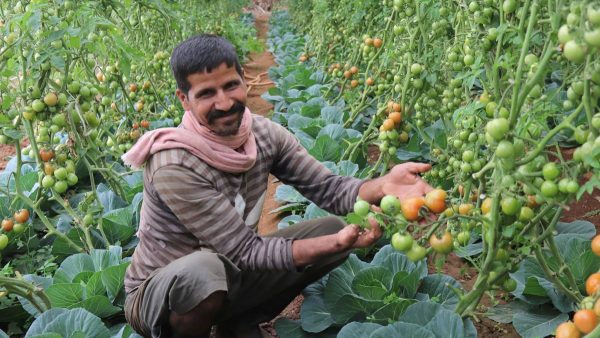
left=170, top=34, right=243, bottom=94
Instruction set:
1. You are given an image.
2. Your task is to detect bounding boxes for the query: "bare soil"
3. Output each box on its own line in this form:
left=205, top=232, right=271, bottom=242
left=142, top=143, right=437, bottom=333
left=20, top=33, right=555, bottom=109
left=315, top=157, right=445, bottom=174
left=0, top=145, right=14, bottom=170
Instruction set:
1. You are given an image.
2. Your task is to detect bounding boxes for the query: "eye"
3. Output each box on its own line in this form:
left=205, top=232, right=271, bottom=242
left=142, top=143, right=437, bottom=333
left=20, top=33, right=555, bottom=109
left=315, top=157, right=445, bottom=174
left=224, top=80, right=240, bottom=90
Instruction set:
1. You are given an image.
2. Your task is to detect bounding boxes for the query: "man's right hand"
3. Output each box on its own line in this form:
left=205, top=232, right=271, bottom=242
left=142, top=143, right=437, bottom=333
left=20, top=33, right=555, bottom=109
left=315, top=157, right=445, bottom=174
left=336, top=217, right=382, bottom=250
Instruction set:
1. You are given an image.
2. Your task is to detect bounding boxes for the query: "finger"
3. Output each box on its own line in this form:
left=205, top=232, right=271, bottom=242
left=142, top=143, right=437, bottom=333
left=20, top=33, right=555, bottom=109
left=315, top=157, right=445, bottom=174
left=367, top=217, right=383, bottom=237
left=406, top=162, right=432, bottom=173
left=370, top=205, right=382, bottom=213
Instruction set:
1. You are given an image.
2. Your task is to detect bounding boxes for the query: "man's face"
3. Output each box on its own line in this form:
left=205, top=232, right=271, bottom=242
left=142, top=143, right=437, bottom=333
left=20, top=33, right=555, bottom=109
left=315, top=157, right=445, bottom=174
left=176, top=63, right=247, bottom=136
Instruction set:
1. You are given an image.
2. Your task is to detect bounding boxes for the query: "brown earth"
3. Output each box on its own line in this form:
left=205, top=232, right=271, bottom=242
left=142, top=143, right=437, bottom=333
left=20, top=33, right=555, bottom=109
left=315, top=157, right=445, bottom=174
left=0, top=145, right=14, bottom=170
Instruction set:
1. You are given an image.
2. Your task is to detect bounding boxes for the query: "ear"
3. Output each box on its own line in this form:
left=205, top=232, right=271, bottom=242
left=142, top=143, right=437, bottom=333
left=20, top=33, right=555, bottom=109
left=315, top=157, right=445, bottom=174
left=175, top=88, right=191, bottom=111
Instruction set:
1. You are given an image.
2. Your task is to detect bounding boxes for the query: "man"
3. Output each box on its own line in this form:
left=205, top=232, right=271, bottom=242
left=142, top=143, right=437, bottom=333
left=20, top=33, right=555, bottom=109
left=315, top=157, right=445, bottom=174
left=123, top=34, right=433, bottom=338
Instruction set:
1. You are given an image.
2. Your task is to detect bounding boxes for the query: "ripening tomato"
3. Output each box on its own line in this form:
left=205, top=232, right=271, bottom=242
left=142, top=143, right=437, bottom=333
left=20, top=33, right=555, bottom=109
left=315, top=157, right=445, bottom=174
left=555, top=321, right=580, bottom=338
left=425, top=189, right=446, bottom=213
left=429, top=232, right=453, bottom=254
left=1, top=219, right=13, bottom=232
left=401, top=197, right=425, bottom=221
left=481, top=197, right=492, bottom=214
left=586, top=272, right=600, bottom=295
left=389, top=112, right=402, bottom=124
left=458, top=203, right=474, bottom=215
left=39, top=148, right=54, bottom=162
left=574, top=309, right=598, bottom=334
left=592, top=235, right=600, bottom=256
left=14, top=209, right=29, bottom=224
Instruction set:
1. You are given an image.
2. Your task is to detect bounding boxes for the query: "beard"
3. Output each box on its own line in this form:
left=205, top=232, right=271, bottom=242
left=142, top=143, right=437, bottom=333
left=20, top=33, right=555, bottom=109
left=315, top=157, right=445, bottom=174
left=205, top=101, right=246, bottom=136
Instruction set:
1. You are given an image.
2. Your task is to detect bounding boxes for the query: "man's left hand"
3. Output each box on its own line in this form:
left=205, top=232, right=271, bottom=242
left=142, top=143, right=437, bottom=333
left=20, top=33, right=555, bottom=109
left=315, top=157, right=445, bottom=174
left=382, top=162, right=434, bottom=201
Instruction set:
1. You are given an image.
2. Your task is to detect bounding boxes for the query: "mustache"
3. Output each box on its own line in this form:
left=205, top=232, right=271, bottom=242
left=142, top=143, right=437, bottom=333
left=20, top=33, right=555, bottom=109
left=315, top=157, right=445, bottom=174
left=206, top=101, right=246, bottom=124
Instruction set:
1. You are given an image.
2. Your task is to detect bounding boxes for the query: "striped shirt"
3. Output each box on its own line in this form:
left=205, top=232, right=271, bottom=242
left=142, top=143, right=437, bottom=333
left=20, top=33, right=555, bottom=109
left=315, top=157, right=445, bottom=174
left=124, top=115, right=364, bottom=293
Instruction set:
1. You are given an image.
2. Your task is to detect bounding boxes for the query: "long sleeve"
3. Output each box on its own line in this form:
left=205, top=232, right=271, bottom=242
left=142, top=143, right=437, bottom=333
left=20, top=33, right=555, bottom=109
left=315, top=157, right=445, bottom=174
left=269, top=122, right=364, bottom=215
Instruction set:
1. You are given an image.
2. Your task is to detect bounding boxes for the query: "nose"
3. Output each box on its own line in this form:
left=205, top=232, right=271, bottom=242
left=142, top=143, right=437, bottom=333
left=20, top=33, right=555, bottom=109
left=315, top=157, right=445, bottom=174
left=213, top=89, right=234, bottom=112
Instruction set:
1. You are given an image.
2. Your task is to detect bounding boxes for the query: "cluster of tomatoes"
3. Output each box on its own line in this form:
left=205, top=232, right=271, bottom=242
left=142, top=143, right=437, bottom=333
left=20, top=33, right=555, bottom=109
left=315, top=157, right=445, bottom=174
left=352, top=188, right=451, bottom=262
left=0, top=209, right=30, bottom=251
left=377, top=101, right=409, bottom=156
left=555, top=236, right=600, bottom=338
left=559, top=5, right=600, bottom=64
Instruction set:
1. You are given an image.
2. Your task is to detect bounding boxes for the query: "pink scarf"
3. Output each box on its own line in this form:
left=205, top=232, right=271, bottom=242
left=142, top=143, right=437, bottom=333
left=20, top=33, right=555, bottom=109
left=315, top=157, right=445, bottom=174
left=122, top=108, right=257, bottom=173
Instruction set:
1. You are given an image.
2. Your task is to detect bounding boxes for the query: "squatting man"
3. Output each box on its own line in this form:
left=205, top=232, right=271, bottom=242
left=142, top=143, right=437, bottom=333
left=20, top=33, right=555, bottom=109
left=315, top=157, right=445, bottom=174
left=121, top=34, right=434, bottom=338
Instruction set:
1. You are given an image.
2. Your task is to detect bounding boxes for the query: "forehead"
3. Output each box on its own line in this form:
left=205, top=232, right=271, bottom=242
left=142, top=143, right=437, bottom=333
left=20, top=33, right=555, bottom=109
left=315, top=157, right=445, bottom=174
left=186, top=63, right=241, bottom=89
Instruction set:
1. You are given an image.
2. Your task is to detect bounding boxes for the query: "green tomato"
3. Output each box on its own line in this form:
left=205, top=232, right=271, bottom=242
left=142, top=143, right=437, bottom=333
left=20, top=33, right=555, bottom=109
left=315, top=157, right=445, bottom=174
left=574, top=127, right=590, bottom=145
left=588, top=5, right=600, bottom=25
left=353, top=200, right=370, bottom=217
left=501, top=197, right=521, bottom=216
left=563, top=40, right=586, bottom=63
left=391, top=233, right=413, bottom=252
left=42, top=175, right=55, bottom=189
left=566, top=180, right=579, bottom=194
left=53, top=180, right=69, bottom=194
left=380, top=195, right=401, bottom=215
left=542, top=162, right=560, bottom=180
left=406, top=243, right=427, bottom=262
left=519, top=206, right=534, bottom=222
left=503, top=0, right=517, bottom=13
left=584, top=29, right=600, bottom=48
left=13, top=223, right=26, bottom=234
left=592, top=113, right=600, bottom=129
left=540, top=181, right=558, bottom=198
left=0, top=234, right=8, bottom=250
left=495, top=140, right=515, bottom=159
left=457, top=231, right=470, bottom=245
left=486, top=118, right=510, bottom=141
left=31, top=99, right=46, bottom=113
left=503, top=278, right=517, bottom=292
left=462, top=150, right=475, bottom=162
left=558, top=25, right=573, bottom=44
left=67, top=173, right=78, bottom=186
left=54, top=167, right=68, bottom=180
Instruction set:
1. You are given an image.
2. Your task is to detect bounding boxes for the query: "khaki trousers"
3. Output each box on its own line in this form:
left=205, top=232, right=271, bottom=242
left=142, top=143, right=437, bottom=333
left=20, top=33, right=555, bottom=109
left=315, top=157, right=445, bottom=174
left=124, top=216, right=349, bottom=338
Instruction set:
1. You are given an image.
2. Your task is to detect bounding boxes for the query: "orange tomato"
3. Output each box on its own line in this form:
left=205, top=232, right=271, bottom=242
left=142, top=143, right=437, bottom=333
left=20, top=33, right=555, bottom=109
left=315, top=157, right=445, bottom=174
left=350, top=66, right=358, bottom=74
left=458, top=203, right=474, bottom=215
left=592, top=235, right=600, bottom=256
left=555, top=321, right=581, bottom=338
left=366, top=78, right=375, bottom=86
left=343, top=70, right=352, bottom=79
left=350, top=80, right=359, bottom=88
left=573, top=309, right=598, bottom=334
left=425, top=189, right=447, bottom=213
left=373, top=38, right=383, bottom=48
left=594, top=298, right=600, bottom=317
left=392, top=103, right=402, bottom=112
left=389, top=112, right=402, bottom=124
left=14, top=209, right=29, bottom=224
left=381, top=119, right=395, bottom=131
left=401, top=197, right=425, bottom=221
left=481, top=197, right=492, bottom=215
left=586, top=272, right=600, bottom=295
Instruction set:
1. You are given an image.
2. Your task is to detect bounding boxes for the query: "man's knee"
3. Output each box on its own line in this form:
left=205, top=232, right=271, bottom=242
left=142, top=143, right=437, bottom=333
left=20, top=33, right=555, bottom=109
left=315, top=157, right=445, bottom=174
left=169, top=290, right=227, bottom=337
